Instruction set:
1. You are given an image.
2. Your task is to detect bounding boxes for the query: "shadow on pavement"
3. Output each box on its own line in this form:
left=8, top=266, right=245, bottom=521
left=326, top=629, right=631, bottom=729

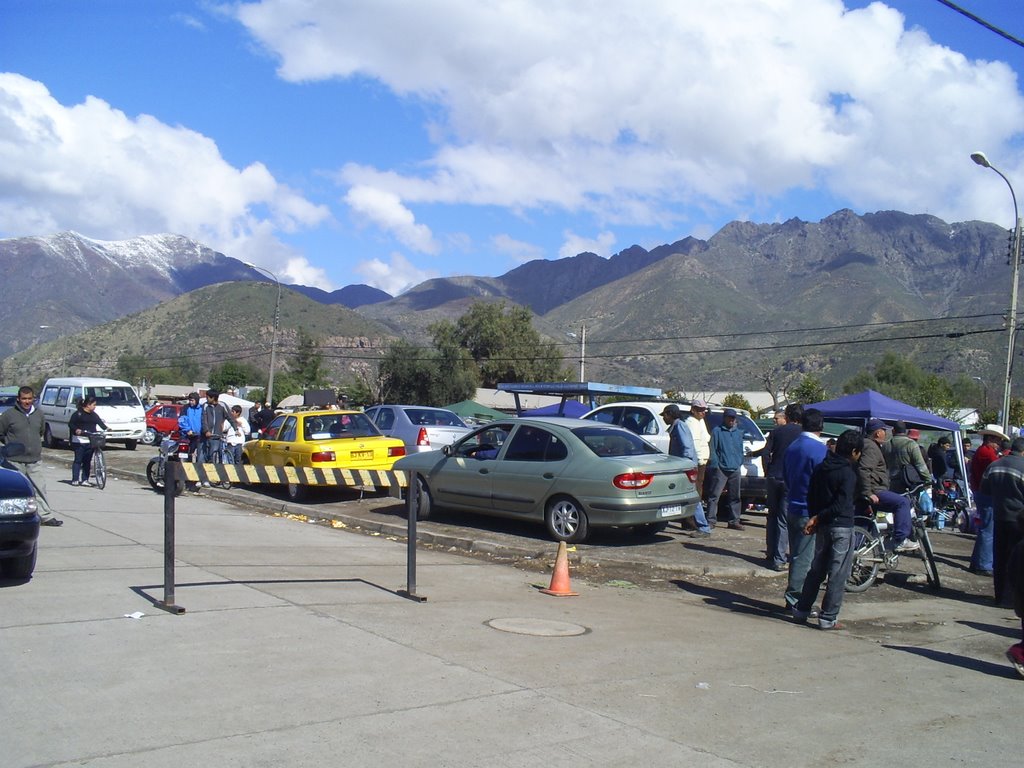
left=957, top=619, right=1021, bottom=640
left=669, top=579, right=785, bottom=620
left=130, top=577, right=405, bottom=605
left=680, top=541, right=767, bottom=568
left=883, top=644, right=1019, bottom=680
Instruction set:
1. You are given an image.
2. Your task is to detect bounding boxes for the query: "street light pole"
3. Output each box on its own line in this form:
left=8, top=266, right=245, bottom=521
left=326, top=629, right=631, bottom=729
left=971, top=151, right=1023, bottom=434
left=972, top=376, right=988, bottom=410
left=243, top=262, right=281, bottom=407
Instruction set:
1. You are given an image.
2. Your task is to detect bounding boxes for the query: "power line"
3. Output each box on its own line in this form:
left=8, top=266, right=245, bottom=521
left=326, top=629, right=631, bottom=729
left=934, top=0, right=1024, bottom=49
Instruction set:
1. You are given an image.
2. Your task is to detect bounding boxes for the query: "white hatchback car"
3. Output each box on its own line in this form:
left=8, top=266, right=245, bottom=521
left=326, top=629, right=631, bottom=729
left=581, top=401, right=767, bottom=506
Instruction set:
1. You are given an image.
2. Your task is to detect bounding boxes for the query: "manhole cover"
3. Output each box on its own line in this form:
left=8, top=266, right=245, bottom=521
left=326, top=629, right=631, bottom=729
left=486, top=617, right=589, bottom=637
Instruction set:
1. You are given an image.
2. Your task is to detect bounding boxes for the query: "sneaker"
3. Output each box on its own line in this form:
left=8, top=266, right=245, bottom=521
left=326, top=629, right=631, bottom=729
left=818, top=620, right=845, bottom=630
left=1006, top=645, right=1024, bottom=679
left=70, top=480, right=80, bottom=486
left=789, top=606, right=809, bottom=622
left=688, top=530, right=711, bottom=538
left=727, top=522, right=746, bottom=531
left=769, top=561, right=788, bottom=572
left=894, top=539, right=920, bottom=553
left=41, top=518, right=64, bottom=527
left=969, top=567, right=994, bottom=577
left=201, top=481, right=211, bottom=488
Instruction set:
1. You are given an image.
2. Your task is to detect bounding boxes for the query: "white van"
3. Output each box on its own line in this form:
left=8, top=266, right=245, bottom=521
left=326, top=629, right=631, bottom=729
left=39, top=377, right=147, bottom=450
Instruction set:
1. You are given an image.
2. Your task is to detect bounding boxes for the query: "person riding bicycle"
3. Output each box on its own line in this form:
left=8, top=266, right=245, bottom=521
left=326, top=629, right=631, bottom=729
left=858, top=419, right=917, bottom=552
left=68, top=395, right=107, bottom=487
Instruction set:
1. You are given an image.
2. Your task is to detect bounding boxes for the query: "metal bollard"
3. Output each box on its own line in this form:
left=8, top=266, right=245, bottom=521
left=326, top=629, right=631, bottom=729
left=156, top=460, right=186, bottom=615
left=398, top=473, right=427, bottom=602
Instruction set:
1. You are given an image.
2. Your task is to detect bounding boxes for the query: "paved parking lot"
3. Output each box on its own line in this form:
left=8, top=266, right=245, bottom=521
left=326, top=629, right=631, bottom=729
left=2, top=458, right=1021, bottom=767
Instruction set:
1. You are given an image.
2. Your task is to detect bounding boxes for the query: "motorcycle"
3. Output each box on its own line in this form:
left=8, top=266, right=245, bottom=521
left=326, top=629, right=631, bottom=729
left=146, top=432, right=189, bottom=496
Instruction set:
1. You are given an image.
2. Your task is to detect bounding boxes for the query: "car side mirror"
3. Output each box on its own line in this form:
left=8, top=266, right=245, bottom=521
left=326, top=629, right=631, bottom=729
left=442, top=444, right=452, bottom=457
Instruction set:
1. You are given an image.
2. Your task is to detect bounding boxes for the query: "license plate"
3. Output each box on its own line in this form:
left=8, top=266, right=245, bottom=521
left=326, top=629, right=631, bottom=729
left=351, top=450, right=374, bottom=460
left=659, top=504, right=683, bottom=518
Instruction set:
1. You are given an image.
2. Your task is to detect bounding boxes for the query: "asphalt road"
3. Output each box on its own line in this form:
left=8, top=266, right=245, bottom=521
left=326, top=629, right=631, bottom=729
left=3, top=455, right=1022, bottom=767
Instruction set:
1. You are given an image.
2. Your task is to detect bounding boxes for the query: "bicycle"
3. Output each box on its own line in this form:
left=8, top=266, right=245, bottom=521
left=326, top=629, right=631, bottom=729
left=846, top=483, right=940, bottom=593
left=88, top=431, right=107, bottom=490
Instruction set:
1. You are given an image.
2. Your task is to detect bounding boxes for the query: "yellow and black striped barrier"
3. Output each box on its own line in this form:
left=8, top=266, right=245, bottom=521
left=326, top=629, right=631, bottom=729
left=180, top=462, right=407, bottom=490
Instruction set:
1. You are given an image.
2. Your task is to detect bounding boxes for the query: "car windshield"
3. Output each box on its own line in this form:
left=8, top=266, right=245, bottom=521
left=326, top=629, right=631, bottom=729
left=85, top=386, right=142, bottom=407
left=303, top=412, right=381, bottom=440
left=704, top=412, right=764, bottom=441
left=571, top=426, right=661, bottom=457
left=404, top=408, right=466, bottom=427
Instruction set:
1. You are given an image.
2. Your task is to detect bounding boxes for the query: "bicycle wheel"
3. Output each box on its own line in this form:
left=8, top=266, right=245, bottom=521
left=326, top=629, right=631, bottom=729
left=846, top=524, right=881, bottom=592
left=94, top=451, right=107, bottom=490
left=916, top=523, right=941, bottom=590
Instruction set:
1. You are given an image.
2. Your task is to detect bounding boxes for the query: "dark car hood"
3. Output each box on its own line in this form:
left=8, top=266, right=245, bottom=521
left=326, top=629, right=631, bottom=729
left=0, top=465, right=34, bottom=498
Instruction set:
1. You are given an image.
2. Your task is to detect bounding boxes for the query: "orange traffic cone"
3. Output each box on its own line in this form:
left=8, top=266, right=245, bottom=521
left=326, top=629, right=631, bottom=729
left=540, top=541, right=578, bottom=597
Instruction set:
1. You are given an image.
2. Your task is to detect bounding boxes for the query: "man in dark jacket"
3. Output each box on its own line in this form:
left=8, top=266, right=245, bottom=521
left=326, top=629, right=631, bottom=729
left=981, top=437, right=1024, bottom=607
left=756, top=403, right=804, bottom=570
left=0, top=385, right=62, bottom=526
left=705, top=408, right=746, bottom=530
left=792, top=429, right=864, bottom=630
left=858, top=419, right=916, bottom=552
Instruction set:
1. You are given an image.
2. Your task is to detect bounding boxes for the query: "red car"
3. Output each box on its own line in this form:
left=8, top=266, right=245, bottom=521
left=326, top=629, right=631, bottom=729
left=143, top=403, right=185, bottom=445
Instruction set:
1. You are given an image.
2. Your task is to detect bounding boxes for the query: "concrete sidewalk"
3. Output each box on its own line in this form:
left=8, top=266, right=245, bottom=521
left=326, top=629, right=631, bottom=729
left=1, top=463, right=1020, bottom=767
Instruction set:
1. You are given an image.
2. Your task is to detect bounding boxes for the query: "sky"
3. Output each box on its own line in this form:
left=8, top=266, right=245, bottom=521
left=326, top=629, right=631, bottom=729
left=2, top=1, right=1023, bottom=296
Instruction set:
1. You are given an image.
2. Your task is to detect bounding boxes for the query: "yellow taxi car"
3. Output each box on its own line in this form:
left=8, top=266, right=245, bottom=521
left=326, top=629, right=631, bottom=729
left=242, top=409, right=406, bottom=500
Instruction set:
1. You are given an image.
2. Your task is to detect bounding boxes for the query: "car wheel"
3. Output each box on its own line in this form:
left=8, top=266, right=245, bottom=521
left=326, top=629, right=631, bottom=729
left=141, top=428, right=158, bottom=446
left=1, top=546, right=37, bottom=579
left=286, top=478, right=307, bottom=502
left=410, top=475, right=433, bottom=520
left=544, top=496, right=589, bottom=543
left=125, top=439, right=138, bottom=451
left=633, top=521, right=669, bottom=537
left=44, top=424, right=60, bottom=449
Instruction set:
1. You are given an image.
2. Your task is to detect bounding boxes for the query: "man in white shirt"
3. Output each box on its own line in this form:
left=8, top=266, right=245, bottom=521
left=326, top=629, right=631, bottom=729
left=684, top=399, right=711, bottom=500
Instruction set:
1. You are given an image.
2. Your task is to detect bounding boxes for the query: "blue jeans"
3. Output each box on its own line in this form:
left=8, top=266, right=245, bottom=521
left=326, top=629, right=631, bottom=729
left=797, top=525, right=856, bottom=625
left=72, top=442, right=95, bottom=483
left=971, top=492, right=994, bottom=572
left=691, top=500, right=712, bottom=533
left=765, top=476, right=789, bottom=567
left=784, top=511, right=816, bottom=607
left=875, top=489, right=912, bottom=543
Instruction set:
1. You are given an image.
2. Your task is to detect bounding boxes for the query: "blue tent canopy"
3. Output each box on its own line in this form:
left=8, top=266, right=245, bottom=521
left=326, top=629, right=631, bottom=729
left=521, top=400, right=590, bottom=418
left=807, top=389, right=959, bottom=432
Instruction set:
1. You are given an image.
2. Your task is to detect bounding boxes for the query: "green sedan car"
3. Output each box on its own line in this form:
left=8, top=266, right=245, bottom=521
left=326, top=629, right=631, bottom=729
left=393, top=417, right=699, bottom=543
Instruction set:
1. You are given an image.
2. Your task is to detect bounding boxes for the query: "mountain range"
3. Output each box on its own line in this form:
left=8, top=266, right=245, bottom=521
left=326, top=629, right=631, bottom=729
left=0, top=210, right=1014, bottom=395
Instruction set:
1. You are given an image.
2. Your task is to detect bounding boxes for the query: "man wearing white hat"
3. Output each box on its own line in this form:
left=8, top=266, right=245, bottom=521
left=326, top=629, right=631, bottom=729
left=969, top=424, right=1007, bottom=577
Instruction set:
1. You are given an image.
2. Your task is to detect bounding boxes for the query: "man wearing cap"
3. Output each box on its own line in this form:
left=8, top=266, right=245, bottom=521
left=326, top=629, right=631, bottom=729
left=980, top=436, right=1024, bottom=607
left=661, top=404, right=712, bottom=537
left=782, top=408, right=828, bottom=610
left=969, top=424, right=1006, bottom=577
left=859, top=419, right=917, bottom=552
left=706, top=408, right=746, bottom=530
left=684, top=400, right=711, bottom=500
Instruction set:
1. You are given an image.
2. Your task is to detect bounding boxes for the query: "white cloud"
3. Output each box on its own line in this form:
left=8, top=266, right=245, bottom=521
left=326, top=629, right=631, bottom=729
left=559, top=230, right=616, bottom=259
left=354, top=251, right=437, bottom=296
left=492, top=233, right=544, bottom=264
left=343, top=185, right=439, bottom=254
left=237, top=0, right=1024, bottom=227
left=0, top=73, right=333, bottom=284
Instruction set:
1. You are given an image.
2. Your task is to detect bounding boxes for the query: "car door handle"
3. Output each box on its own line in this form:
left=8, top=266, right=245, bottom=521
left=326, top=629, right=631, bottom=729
left=542, top=472, right=555, bottom=479
left=478, top=468, right=489, bottom=474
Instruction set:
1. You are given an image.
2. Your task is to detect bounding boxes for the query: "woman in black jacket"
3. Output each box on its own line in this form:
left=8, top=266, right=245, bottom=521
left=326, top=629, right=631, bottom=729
left=68, top=396, right=107, bottom=486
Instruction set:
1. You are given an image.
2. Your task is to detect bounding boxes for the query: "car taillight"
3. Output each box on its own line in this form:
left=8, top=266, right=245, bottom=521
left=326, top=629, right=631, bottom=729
left=685, top=469, right=698, bottom=483
left=311, top=451, right=336, bottom=462
left=613, top=471, right=653, bottom=489
left=389, top=446, right=407, bottom=457
left=416, top=427, right=429, bottom=447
